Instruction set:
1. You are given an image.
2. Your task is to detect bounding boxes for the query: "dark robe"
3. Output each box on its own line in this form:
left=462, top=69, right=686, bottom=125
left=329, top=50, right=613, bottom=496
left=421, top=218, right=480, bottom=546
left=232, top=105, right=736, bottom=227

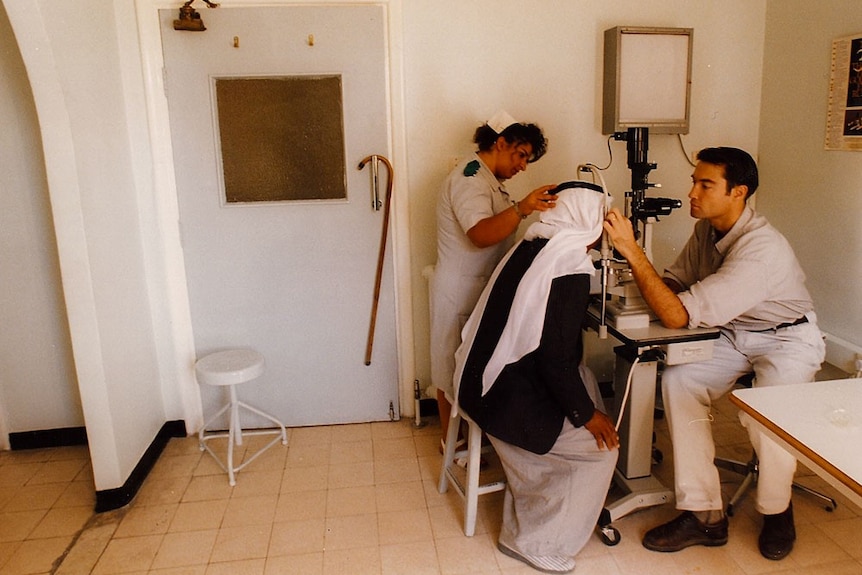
left=457, top=238, right=596, bottom=455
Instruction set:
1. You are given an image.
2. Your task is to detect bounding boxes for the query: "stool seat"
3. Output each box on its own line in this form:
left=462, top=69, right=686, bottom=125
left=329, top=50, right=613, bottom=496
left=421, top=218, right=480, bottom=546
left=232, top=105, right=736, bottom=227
left=195, top=349, right=266, bottom=386
left=196, top=348, right=287, bottom=485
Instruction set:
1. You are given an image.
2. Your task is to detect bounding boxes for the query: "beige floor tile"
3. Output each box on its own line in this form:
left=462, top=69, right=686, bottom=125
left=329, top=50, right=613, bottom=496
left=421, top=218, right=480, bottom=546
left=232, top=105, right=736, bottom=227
left=379, top=541, right=440, bottom=575
left=28, top=459, right=89, bottom=485
left=322, top=546, right=380, bottom=575
left=267, top=519, right=325, bottom=556
left=0, top=535, right=72, bottom=574
left=323, top=514, right=379, bottom=551
left=263, top=553, right=323, bottom=575
left=91, top=534, right=162, bottom=574
left=273, top=490, right=326, bottom=522
left=208, top=525, right=272, bottom=563
left=230, top=470, right=283, bottom=498
left=148, top=567, right=207, bottom=575
left=221, top=494, right=278, bottom=527
left=150, top=530, right=218, bottom=570
left=0, top=541, right=21, bottom=571
left=28, top=505, right=93, bottom=539
left=330, top=424, right=372, bottom=444
left=377, top=509, right=433, bottom=545
left=371, top=420, right=415, bottom=441
left=0, top=465, right=41, bottom=490
left=285, top=443, right=331, bottom=469
left=434, top=533, right=500, bottom=575
left=280, top=466, right=328, bottom=493
left=2, top=483, right=66, bottom=512
left=181, top=475, right=233, bottom=503
left=288, top=427, right=332, bottom=447
left=135, top=475, right=192, bottom=507
left=53, top=480, right=96, bottom=509
left=373, top=438, right=416, bottom=461
left=150, top=454, right=203, bottom=479
left=373, top=458, right=421, bottom=484
left=113, top=504, right=176, bottom=538
left=375, top=481, right=427, bottom=513
left=169, top=500, right=228, bottom=533
left=204, top=557, right=265, bottom=575
left=325, top=485, right=377, bottom=517
left=54, top=522, right=117, bottom=575
left=327, top=462, right=374, bottom=490
left=328, top=441, right=373, bottom=465
left=0, top=511, right=45, bottom=543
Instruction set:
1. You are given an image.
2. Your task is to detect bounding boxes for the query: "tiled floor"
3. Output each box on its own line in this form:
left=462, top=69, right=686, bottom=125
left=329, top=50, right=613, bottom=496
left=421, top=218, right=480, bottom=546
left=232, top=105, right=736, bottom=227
left=1, top=390, right=861, bottom=575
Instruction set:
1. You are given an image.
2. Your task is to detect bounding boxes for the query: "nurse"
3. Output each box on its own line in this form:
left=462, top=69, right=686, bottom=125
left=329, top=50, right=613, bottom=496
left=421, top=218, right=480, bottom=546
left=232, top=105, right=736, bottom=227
left=429, top=110, right=554, bottom=446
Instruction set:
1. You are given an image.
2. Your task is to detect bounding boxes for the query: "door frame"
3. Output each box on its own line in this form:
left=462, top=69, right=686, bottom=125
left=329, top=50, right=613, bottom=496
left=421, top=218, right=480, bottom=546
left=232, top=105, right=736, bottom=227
left=136, top=0, right=414, bottom=429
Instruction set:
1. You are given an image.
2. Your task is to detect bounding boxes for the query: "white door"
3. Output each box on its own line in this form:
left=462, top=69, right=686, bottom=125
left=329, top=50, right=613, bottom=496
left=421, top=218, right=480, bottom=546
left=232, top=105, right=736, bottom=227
left=160, top=5, right=399, bottom=426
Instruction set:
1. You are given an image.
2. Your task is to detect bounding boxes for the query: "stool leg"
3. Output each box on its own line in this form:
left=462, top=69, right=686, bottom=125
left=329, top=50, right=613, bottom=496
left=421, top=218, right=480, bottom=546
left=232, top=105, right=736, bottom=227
left=237, top=400, right=287, bottom=444
left=463, top=421, right=483, bottom=536
left=227, top=386, right=240, bottom=486
left=438, top=413, right=462, bottom=494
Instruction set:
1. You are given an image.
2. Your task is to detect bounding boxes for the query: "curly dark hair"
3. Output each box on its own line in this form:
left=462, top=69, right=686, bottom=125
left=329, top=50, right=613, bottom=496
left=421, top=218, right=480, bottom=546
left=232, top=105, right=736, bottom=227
left=696, top=147, right=759, bottom=199
left=473, top=122, right=548, bottom=163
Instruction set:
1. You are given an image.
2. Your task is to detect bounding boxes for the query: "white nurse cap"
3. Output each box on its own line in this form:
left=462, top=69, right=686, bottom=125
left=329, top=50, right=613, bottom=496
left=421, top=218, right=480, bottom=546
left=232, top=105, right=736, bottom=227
left=487, top=109, right=518, bottom=134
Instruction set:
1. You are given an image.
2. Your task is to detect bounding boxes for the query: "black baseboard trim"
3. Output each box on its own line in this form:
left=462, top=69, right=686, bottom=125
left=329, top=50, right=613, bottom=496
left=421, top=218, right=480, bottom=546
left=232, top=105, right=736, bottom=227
left=9, top=426, right=88, bottom=450
left=94, top=420, right=186, bottom=513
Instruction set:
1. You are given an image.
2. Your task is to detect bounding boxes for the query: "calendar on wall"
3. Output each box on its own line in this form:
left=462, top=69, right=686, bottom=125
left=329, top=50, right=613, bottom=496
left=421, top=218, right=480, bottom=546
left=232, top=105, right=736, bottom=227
left=825, top=32, right=862, bottom=151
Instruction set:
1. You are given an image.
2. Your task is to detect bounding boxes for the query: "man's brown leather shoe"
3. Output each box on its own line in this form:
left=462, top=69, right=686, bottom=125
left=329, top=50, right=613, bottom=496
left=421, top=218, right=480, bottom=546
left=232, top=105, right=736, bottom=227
left=759, top=503, right=795, bottom=560
left=643, top=511, right=728, bottom=552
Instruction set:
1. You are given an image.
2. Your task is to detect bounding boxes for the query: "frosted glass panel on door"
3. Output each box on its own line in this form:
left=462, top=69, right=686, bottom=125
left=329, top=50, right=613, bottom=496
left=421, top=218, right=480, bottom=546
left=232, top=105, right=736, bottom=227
left=214, top=75, right=347, bottom=203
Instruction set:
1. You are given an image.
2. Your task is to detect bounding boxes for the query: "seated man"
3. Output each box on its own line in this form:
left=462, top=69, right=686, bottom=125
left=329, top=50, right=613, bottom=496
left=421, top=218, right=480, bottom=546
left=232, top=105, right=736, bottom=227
left=453, top=184, right=619, bottom=574
left=603, top=147, right=825, bottom=561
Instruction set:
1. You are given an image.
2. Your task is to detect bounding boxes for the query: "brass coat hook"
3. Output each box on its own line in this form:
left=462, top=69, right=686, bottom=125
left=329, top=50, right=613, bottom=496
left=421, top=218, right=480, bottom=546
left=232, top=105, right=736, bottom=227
left=173, top=0, right=220, bottom=32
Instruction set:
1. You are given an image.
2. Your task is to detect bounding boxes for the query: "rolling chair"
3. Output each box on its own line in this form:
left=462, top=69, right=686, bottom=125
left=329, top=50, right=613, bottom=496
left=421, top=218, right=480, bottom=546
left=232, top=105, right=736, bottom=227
left=713, top=373, right=837, bottom=516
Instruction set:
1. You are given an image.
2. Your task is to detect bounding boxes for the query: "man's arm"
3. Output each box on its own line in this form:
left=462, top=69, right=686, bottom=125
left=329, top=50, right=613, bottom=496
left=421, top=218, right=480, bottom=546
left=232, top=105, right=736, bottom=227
left=603, top=208, right=689, bottom=329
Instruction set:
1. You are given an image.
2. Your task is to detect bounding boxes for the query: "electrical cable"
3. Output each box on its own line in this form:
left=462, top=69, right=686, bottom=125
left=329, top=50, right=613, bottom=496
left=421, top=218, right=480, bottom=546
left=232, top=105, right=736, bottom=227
left=614, top=354, right=640, bottom=431
left=677, top=133, right=696, bottom=167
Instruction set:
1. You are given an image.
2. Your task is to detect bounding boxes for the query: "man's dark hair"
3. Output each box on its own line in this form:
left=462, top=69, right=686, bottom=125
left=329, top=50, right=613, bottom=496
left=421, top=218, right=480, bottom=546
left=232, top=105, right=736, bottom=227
left=473, top=123, right=548, bottom=163
left=696, top=147, right=759, bottom=199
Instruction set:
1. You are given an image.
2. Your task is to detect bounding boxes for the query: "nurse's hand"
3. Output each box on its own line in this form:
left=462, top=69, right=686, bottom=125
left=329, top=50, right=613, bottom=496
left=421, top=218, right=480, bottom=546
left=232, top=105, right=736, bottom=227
left=517, top=185, right=558, bottom=216
left=584, top=411, right=620, bottom=450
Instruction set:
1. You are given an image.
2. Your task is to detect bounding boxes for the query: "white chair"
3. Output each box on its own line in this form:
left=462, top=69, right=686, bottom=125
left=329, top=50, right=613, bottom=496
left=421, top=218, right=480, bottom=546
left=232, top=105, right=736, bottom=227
left=195, top=348, right=287, bottom=485
left=438, top=410, right=506, bottom=536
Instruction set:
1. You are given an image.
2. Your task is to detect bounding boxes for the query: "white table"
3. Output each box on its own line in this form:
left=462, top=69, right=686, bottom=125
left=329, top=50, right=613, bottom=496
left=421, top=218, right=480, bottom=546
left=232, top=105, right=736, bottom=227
left=731, top=378, right=862, bottom=511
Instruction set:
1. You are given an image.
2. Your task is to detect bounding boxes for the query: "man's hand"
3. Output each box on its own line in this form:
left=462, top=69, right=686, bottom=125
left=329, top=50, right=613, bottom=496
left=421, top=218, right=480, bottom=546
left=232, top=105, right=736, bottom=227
left=583, top=411, right=619, bottom=451
left=602, top=207, right=639, bottom=259
left=601, top=207, right=690, bottom=329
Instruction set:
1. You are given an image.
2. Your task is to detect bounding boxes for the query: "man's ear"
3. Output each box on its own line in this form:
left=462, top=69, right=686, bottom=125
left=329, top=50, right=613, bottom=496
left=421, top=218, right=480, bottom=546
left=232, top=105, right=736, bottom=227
left=732, top=184, right=748, bottom=199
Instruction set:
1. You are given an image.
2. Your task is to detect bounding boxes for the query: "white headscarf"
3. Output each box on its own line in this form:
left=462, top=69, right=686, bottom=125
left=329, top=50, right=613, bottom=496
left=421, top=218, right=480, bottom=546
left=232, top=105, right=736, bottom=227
left=453, top=184, right=609, bottom=400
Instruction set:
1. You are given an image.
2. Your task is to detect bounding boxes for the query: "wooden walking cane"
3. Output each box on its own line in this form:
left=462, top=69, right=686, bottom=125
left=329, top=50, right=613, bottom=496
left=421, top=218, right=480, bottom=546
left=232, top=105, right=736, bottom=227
left=358, top=154, right=393, bottom=366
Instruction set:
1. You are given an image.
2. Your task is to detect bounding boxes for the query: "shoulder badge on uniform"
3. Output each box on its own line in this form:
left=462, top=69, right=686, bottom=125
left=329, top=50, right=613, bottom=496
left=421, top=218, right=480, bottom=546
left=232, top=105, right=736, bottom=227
left=463, top=160, right=480, bottom=177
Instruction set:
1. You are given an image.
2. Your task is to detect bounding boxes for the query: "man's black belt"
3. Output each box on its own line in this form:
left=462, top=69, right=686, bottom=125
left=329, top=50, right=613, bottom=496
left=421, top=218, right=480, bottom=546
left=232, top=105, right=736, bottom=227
left=749, top=316, right=808, bottom=332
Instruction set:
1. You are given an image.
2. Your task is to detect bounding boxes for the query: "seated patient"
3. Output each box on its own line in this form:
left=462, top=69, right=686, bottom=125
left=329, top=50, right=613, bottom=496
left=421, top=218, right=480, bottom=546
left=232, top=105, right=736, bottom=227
left=452, top=184, right=619, bottom=574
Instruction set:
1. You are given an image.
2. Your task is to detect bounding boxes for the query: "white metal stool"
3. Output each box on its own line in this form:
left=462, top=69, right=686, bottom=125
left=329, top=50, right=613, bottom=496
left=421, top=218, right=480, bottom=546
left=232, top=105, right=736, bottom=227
left=438, top=410, right=506, bottom=536
left=195, top=349, right=287, bottom=485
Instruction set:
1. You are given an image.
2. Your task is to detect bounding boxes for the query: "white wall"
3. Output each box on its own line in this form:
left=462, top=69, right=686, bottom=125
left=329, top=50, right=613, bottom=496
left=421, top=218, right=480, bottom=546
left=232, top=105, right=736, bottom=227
left=2, top=0, right=198, bottom=490
left=757, top=1, right=862, bottom=364
left=403, top=0, right=768, bottom=391
left=0, top=3, right=82, bottom=444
